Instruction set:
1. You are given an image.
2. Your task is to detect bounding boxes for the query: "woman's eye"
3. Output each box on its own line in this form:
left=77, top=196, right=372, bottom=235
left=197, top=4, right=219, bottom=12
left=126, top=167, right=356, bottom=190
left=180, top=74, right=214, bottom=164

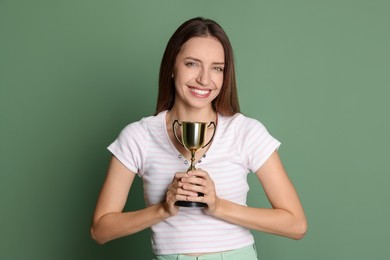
left=185, top=62, right=198, bottom=67
left=214, top=66, right=224, bottom=72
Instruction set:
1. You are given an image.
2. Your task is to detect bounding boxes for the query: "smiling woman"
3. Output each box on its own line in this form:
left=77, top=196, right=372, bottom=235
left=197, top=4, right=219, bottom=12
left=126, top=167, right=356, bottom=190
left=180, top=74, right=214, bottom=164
left=156, top=17, right=240, bottom=117
left=172, top=36, right=224, bottom=114
left=91, top=17, right=307, bottom=259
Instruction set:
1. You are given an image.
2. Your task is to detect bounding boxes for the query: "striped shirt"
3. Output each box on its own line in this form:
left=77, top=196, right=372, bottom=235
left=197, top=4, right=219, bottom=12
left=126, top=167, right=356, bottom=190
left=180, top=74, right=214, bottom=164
left=108, top=110, right=281, bottom=255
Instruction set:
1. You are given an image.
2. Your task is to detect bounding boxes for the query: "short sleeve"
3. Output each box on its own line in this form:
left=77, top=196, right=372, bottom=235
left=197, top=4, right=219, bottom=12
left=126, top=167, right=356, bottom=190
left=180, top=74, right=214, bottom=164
left=107, top=121, right=149, bottom=175
left=235, top=116, right=281, bottom=173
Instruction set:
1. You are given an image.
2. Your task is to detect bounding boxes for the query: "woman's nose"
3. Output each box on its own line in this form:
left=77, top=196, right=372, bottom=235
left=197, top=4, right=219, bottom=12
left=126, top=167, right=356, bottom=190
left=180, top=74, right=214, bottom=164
left=196, top=68, right=210, bottom=86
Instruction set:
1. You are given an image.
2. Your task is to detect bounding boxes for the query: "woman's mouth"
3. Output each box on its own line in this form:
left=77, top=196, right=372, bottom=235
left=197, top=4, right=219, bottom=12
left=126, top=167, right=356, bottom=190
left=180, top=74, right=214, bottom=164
left=189, top=87, right=211, bottom=98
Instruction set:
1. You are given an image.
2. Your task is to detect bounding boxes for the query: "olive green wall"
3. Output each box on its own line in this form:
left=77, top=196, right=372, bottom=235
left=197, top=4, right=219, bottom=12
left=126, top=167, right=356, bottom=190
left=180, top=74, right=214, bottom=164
left=1, top=0, right=389, bottom=259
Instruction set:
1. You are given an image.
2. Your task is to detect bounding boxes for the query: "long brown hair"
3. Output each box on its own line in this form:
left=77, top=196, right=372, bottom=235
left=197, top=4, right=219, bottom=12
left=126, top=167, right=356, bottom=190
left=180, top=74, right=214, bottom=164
left=155, top=17, right=240, bottom=116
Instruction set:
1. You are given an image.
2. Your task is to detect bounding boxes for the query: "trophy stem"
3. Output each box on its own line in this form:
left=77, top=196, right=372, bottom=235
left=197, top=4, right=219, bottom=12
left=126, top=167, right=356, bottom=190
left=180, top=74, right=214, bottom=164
left=188, top=150, right=196, bottom=171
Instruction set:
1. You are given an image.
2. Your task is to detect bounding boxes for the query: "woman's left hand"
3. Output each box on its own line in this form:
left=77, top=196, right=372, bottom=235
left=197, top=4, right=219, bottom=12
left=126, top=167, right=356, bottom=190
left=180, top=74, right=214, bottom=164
left=180, top=169, right=220, bottom=214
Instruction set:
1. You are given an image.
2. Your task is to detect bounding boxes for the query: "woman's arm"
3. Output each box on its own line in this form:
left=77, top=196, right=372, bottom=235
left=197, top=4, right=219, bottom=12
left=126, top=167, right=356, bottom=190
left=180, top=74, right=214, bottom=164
left=90, top=156, right=173, bottom=244
left=184, top=151, right=307, bottom=240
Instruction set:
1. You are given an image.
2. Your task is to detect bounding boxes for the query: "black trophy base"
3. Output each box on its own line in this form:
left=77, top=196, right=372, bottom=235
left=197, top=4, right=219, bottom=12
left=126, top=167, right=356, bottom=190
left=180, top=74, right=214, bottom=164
left=175, top=201, right=207, bottom=207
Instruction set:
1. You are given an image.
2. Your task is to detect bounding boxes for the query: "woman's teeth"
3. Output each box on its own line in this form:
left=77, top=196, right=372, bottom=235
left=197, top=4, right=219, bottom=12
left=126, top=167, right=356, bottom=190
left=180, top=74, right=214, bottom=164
left=191, top=88, right=209, bottom=95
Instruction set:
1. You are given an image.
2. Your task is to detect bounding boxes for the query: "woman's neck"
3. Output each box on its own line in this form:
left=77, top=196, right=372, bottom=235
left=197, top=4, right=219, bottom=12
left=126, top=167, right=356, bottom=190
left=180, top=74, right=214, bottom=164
left=168, top=106, right=216, bottom=123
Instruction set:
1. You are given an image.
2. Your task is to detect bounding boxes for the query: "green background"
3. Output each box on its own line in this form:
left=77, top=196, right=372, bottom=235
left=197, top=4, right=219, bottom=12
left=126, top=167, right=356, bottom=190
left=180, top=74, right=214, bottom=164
left=1, top=0, right=389, bottom=259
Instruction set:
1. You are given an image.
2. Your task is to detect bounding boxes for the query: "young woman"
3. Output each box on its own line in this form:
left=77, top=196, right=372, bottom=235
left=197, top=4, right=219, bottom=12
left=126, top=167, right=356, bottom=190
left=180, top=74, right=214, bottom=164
left=91, top=17, right=307, bottom=259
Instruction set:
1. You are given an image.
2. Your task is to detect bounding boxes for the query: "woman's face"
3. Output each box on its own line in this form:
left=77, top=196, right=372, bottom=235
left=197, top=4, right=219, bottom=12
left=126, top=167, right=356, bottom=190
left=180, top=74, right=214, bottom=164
left=173, top=36, right=225, bottom=111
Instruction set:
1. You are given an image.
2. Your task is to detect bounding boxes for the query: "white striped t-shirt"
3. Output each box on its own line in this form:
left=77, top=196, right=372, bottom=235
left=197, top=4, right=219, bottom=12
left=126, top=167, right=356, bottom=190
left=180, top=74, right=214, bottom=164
left=108, top=110, right=281, bottom=255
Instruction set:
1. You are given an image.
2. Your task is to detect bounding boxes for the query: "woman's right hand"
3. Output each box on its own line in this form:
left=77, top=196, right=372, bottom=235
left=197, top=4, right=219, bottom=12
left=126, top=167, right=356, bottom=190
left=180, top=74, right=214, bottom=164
left=163, top=171, right=198, bottom=216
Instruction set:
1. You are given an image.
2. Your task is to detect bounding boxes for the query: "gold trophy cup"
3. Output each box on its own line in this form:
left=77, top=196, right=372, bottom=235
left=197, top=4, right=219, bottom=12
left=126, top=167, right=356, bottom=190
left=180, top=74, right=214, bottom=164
left=173, top=120, right=216, bottom=207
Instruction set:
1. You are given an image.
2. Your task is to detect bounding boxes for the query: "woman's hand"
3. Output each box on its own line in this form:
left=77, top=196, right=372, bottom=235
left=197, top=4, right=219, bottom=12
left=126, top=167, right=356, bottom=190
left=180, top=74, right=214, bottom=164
left=180, top=169, right=220, bottom=214
left=163, top=171, right=198, bottom=217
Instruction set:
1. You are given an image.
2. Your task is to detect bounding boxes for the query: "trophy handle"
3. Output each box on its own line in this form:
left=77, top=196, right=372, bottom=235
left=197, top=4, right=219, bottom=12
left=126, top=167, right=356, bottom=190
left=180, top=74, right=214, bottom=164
left=172, top=120, right=184, bottom=147
left=202, top=122, right=216, bottom=148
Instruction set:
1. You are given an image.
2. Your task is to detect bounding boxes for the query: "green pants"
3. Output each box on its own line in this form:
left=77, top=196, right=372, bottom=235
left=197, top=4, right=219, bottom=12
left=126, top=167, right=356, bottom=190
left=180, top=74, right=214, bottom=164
left=154, top=244, right=258, bottom=260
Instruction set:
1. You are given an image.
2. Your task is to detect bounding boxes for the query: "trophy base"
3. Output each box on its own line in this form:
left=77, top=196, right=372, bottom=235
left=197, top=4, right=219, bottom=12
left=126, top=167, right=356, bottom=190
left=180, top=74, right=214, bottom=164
left=175, top=201, right=207, bottom=207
